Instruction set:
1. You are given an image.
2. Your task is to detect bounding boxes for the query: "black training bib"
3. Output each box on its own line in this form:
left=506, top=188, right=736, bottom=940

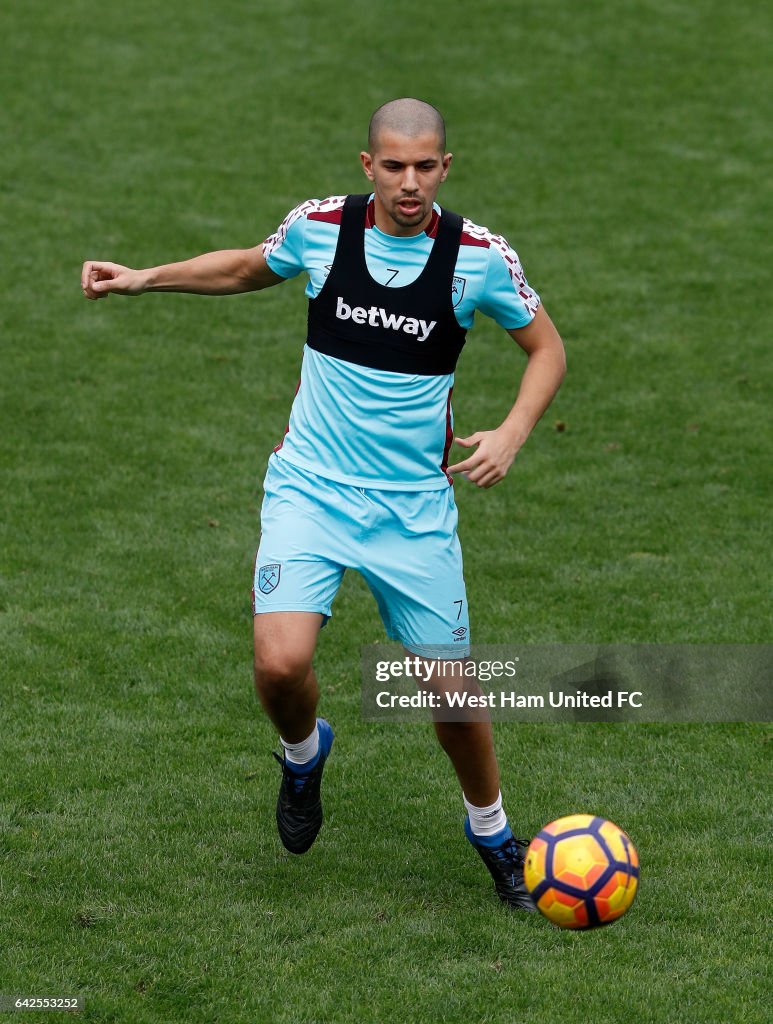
left=306, top=194, right=468, bottom=376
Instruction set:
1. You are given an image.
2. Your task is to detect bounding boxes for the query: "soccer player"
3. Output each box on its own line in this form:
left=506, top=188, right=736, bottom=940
left=81, top=98, right=566, bottom=911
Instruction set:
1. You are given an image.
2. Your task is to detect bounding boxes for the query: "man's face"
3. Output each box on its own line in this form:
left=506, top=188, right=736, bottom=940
left=360, top=130, right=452, bottom=236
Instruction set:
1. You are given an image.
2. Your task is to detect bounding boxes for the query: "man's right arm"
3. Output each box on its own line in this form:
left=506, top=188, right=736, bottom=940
left=81, top=244, right=284, bottom=300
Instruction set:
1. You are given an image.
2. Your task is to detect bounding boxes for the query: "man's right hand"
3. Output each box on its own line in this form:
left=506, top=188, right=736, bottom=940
left=81, top=261, right=146, bottom=300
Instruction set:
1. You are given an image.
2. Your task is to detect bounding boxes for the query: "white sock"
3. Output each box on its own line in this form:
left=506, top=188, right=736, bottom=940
left=280, top=723, right=320, bottom=767
left=464, top=791, right=508, bottom=838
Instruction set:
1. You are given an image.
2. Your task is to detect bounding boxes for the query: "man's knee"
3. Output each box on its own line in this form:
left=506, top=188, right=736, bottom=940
left=254, top=653, right=312, bottom=701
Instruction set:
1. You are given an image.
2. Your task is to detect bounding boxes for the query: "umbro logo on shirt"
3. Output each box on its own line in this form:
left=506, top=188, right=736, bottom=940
left=336, top=297, right=437, bottom=343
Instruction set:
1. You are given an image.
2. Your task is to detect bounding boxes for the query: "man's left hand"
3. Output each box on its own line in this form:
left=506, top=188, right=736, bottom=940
left=447, top=428, right=521, bottom=488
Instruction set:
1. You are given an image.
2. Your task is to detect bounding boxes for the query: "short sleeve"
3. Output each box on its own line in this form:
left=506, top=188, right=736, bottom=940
left=261, top=200, right=315, bottom=279
left=476, top=234, right=541, bottom=330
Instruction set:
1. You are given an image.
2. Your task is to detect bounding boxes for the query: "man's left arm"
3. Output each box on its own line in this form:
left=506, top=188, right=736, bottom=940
left=447, top=305, right=566, bottom=488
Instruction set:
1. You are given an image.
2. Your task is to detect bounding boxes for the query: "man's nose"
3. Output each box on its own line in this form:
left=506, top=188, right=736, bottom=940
left=401, top=166, right=419, bottom=192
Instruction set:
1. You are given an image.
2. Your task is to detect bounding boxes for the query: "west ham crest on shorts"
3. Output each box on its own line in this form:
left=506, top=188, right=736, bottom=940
left=452, top=276, right=466, bottom=308
left=258, top=563, right=281, bottom=594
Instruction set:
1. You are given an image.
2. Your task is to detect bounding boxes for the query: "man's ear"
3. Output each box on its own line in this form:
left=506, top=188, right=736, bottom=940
left=360, top=151, right=375, bottom=181
left=440, top=152, right=453, bottom=183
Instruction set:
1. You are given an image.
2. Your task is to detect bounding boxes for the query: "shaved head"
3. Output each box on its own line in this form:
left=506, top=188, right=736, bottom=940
left=368, top=98, right=446, bottom=153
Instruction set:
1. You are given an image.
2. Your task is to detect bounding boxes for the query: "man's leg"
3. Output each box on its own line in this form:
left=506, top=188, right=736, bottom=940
left=432, top=718, right=500, bottom=807
left=253, top=610, right=324, bottom=741
left=422, top=659, right=536, bottom=912
left=357, top=485, right=534, bottom=908
left=254, top=611, right=335, bottom=854
left=408, top=654, right=501, bottom=805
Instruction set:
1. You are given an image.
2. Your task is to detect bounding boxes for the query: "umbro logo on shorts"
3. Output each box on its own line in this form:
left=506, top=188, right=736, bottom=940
left=335, top=296, right=436, bottom=343
left=258, top=563, right=281, bottom=594
left=452, top=626, right=468, bottom=642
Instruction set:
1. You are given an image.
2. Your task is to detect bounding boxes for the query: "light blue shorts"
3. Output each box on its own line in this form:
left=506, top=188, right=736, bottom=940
left=253, top=455, right=470, bottom=658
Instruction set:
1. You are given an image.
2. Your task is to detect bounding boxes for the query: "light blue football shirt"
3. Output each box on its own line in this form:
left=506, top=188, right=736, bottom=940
left=262, top=195, right=540, bottom=490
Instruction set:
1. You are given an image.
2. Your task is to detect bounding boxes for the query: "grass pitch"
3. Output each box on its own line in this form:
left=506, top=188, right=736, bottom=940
left=1, top=1, right=771, bottom=1022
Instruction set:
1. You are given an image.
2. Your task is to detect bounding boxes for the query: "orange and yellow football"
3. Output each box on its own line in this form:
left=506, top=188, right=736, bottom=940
left=524, top=814, right=639, bottom=929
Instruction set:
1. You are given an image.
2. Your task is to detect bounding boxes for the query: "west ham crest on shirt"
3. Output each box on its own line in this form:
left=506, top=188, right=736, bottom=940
left=258, top=563, right=281, bottom=594
left=452, top=276, right=466, bottom=308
